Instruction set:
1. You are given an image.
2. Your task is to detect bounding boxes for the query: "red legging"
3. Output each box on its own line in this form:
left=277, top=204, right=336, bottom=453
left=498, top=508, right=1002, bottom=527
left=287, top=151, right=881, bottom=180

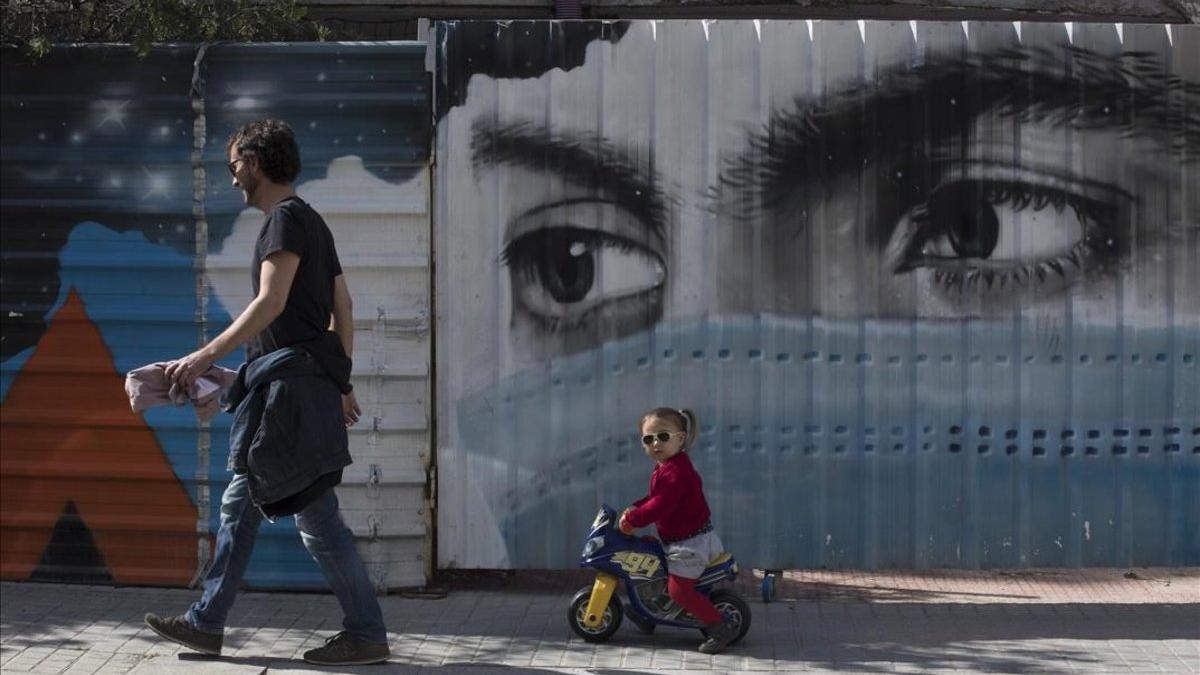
left=667, top=574, right=722, bottom=625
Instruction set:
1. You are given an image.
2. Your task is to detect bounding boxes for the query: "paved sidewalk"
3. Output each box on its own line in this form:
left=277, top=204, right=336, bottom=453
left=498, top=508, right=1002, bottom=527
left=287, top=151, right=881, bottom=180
left=1, top=569, right=1197, bottom=674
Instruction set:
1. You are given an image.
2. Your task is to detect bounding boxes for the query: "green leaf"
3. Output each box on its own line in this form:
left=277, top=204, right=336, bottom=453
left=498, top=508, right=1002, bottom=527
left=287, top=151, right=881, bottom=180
left=5, top=0, right=331, bottom=60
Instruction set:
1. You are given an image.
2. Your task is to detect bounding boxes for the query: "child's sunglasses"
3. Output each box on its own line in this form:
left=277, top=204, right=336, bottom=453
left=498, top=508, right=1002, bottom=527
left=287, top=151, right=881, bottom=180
left=641, top=431, right=683, bottom=446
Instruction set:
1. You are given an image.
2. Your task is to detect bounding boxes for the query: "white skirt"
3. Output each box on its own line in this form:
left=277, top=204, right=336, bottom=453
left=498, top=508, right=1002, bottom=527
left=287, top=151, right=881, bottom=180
left=665, top=529, right=725, bottom=579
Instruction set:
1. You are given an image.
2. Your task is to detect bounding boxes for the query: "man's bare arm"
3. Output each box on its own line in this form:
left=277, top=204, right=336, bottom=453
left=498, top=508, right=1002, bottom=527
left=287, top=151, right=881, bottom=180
left=165, top=250, right=300, bottom=386
left=329, top=273, right=360, bottom=425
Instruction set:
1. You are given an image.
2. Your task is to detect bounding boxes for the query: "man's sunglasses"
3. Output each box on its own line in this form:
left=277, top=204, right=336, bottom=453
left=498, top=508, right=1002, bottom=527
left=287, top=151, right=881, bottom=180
left=641, top=431, right=683, bottom=446
left=227, top=158, right=246, bottom=176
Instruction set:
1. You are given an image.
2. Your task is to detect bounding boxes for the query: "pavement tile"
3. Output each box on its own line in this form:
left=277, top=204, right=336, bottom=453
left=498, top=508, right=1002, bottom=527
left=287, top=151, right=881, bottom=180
left=125, top=656, right=264, bottom=674
left=1, top=571, right=1198, bottom=673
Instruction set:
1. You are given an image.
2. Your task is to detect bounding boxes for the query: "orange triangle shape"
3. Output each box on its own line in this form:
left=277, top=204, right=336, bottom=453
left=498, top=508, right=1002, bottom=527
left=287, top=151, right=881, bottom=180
left=1, top=290, right=198, bottom=585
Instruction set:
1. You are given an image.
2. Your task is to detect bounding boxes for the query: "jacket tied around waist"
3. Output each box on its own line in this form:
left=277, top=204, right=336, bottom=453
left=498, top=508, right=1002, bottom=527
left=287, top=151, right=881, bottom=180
left=225, top=335, right=352, bottom=507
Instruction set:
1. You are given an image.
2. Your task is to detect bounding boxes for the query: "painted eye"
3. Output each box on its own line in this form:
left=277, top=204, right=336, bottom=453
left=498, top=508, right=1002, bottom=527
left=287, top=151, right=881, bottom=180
left=501, top=201, right=666, bottom=331
left=926, top=184, right=1001, bottom=259
left=893, top=178, right=1123, bottom=294
left=537, top=229, right=596, bottom=303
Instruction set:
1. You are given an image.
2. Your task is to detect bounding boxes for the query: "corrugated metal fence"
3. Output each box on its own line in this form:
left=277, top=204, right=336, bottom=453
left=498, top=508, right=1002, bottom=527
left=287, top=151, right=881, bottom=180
left=434, top=20, right=1199, bottom=570
left=2, top=23, right=1197, bottom=585
left=1, top=42, right=432, bottom=589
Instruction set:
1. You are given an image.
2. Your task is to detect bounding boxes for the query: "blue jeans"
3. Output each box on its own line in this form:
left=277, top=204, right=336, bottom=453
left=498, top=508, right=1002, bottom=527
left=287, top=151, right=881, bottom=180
left=186, top=473, right=388, bottom=644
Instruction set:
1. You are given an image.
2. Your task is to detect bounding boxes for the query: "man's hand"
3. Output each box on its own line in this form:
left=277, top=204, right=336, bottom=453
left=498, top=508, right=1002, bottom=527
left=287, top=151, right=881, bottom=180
left=164, top=348, right=216, bottom=390
left=342, top=390, right=362, bottom=427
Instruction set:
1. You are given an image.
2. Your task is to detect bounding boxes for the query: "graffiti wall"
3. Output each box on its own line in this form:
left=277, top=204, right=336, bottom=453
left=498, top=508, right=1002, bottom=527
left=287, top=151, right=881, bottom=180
left=1, top=43, right=432, bottom=588
left=434, top=20, right=1199, bottom=570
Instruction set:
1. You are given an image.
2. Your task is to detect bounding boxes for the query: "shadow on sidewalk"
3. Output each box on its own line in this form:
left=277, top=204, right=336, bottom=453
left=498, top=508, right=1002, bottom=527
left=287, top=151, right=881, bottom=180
left=752, top=568, right=1197, bottom=604
left=163, top=602, right=1197, bottom=675
left=568, top=602, right=1199, bottom=673
left=174, top=652, right=669, bottom=674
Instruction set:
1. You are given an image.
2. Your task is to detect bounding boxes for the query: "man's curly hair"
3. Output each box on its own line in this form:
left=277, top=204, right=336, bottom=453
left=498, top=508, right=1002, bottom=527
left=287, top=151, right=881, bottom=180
left=227, top=119, right=301, bottom=184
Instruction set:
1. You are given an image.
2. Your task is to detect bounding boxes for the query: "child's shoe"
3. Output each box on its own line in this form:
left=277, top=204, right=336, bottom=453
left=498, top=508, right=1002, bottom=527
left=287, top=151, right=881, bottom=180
left=697, top=618, right=739, bottom=654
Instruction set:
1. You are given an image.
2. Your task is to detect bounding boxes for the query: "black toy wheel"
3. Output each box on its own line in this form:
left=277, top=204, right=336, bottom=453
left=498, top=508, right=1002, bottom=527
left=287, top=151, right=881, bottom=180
left=707, top=589, right=752, bottom=644
left=568, top=586, right=623, bottom=642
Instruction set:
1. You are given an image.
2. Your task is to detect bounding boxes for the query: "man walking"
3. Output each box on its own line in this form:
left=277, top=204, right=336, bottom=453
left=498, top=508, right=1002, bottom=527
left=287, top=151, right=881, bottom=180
left=144, top=119, right=390, bottom=666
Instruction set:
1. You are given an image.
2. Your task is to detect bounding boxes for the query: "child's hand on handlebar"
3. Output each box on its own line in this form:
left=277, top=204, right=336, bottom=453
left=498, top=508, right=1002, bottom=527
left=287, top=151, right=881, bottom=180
left=618, top=508, right=634, bottom=535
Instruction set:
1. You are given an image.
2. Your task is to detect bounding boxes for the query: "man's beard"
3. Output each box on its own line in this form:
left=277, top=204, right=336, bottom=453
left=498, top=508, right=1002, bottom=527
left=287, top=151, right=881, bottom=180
left=241, top=176, right=259, bottom=202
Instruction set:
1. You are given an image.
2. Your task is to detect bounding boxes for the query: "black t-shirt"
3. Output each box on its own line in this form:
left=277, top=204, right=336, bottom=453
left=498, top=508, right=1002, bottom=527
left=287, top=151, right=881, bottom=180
left=247, top=196, right=343, bottom=361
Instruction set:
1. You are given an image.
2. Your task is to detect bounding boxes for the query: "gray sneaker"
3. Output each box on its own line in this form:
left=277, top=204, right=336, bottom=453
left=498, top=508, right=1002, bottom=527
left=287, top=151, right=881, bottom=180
left=143, top=613, right=222, bottom=656
left=698, top=618, right=739, bottom=654
left=303, top=631, right=390, bottom=666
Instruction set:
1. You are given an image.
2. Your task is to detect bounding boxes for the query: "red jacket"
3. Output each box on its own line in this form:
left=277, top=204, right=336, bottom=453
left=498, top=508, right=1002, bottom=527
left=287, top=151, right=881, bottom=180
left=625, top=452, right=711, bottom=543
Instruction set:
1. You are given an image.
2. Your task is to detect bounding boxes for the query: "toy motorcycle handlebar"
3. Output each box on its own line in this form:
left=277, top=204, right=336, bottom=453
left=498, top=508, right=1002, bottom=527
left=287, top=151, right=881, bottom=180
left=593, top=504, right=659, bottom=544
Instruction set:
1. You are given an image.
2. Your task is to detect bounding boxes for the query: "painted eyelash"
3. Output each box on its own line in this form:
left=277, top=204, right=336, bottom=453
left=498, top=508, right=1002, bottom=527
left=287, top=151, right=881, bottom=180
left=500, top=226, right=645, bottom=280
left=931, top=240, right=1095, bottom=294
left=908, top=178, right=1122, bottom=294
left=528, top=286, right=663, bottom=335
left=967, top=179, right=1115, bottom=222
left=904, top=179, right=1115, bottom=252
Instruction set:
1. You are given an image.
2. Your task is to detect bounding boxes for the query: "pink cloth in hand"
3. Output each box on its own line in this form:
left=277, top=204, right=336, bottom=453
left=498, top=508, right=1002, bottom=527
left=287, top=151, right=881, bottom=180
left=125, top=362, right=238, bottom=423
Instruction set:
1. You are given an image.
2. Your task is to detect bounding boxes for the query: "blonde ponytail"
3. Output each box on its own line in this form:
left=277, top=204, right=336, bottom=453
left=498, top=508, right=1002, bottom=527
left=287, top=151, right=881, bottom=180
left=679, top=409, right=698, bottom=450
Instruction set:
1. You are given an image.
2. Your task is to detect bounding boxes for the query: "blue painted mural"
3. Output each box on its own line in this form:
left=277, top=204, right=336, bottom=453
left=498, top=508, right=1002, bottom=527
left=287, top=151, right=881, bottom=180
left=1, top=43, right=429, bottom=587
left=434, top=20, right=1199, bottom=570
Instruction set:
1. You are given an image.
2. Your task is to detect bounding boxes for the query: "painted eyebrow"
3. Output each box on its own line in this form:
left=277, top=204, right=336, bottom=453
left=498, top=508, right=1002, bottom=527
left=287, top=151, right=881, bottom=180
left=720, top=45, right=1200, bottom=211
left=470, top=121, right=670, bottom=244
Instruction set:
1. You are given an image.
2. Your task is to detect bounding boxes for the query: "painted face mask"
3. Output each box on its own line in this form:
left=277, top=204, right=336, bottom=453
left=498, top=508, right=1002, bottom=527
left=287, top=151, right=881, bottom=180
left=452, top=312, right=1193, bottom=568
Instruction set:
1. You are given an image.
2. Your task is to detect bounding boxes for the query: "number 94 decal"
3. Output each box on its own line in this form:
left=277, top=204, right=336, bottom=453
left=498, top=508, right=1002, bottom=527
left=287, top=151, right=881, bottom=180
left=612, top=551, right=661, bottom=578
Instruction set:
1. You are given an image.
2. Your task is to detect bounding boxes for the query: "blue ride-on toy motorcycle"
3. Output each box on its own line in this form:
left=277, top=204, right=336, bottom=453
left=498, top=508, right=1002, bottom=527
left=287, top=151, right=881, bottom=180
left=567, top=504, right=751, bottom=644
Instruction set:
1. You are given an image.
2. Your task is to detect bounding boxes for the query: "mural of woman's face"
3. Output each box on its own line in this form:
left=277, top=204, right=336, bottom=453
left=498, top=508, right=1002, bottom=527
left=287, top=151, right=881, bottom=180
left=435, top=21, right=1199, bottom=569
left=443, top=21, right=1195, bottom=364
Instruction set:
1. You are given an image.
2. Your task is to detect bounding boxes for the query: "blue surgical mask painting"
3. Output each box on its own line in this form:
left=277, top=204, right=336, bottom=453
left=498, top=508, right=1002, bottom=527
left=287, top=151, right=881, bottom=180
left=434, top=20, right=1200, bottom=570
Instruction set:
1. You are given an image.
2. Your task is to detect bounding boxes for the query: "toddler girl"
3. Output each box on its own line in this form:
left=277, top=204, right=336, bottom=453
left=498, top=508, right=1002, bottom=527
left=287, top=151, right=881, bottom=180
left=619, top=407, right=739, bottom=654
